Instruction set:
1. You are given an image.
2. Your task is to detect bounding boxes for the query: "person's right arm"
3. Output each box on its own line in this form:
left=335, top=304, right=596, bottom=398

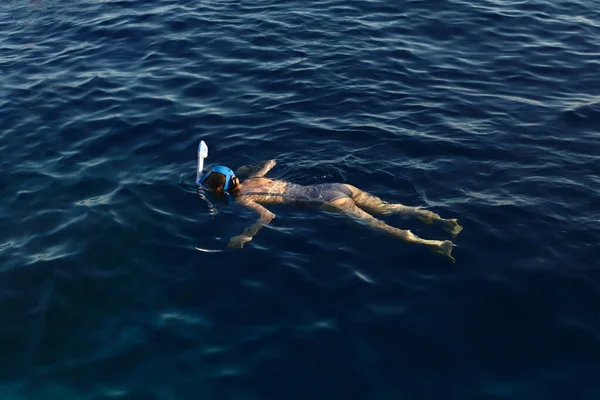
left=226, top=199, right=275, bottom=248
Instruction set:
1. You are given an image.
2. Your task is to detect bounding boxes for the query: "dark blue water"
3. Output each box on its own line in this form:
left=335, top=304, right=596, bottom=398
left=2, top=0, right=600, bottom=398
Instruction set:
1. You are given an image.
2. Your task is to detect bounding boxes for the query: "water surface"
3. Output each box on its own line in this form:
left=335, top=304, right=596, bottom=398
left=1, top=0, right=599, bottom=398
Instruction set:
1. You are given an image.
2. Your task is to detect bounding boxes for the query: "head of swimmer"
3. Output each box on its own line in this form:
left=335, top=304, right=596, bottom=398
left=202, top=170, right=241, bottom=197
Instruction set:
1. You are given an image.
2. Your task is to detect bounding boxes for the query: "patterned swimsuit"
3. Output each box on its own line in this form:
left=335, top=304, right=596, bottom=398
left=281, top=183, right=353, bottom=206
left=242, top=181, right=353, bottom=207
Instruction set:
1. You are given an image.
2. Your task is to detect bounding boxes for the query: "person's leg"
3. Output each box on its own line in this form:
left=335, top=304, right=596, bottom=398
left=343, top=184, right=463, bottom=237
left=322, top=198, right=455, bottom=262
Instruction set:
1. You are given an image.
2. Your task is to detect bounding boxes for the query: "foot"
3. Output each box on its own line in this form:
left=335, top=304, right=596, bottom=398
left=432, top=240, right=455, bottom=263
left=441, top=218, right=463, bottom=238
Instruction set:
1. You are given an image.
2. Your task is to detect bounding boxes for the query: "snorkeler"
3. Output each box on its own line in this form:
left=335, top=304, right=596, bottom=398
left=197, top=159, right=463, bottom=262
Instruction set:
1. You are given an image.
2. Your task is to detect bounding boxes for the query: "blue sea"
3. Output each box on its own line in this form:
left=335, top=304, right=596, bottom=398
left=1, top=0, right=599, bottom=398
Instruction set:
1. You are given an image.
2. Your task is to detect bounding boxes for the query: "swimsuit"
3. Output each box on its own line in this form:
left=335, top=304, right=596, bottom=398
left=281, top=183, right=353, bottom=207
left=242, top=178, right=352, bottom=207
left=241, top=179, right=353, bottom=207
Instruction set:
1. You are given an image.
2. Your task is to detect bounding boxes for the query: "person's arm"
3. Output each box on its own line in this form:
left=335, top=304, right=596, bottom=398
left=235, top=160, right=276, bottom=178
left=227, top=199, right=275, bottom=248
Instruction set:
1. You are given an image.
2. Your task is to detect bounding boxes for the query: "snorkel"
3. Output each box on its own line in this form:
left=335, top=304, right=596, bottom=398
left=196, top=140, right=236, bottom=194
left=196, top=140, right=208, bottom=185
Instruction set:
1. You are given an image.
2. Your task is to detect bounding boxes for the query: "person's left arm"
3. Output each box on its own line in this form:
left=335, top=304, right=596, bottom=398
left=227, top=199, right=275, bottom=248
left=235, top=160, right=276, bottom=178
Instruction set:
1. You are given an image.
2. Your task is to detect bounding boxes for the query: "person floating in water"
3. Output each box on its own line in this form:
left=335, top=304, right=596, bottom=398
left=198, top=160, right=463, bottom=262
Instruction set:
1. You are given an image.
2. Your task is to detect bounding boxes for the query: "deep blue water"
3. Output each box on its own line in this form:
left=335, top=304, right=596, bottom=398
left=1, top=0, right=600, bottom=398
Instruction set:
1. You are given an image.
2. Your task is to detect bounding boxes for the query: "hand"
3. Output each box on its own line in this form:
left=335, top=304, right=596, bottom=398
left=227, top=234, right=252, bottom=249
left=235, top=165, right=255, bottom=175
left=259, top=160, right=276, bottom=169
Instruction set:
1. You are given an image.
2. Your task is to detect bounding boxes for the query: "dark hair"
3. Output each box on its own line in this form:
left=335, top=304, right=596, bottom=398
left=203, top=172, right=241, bottom=197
